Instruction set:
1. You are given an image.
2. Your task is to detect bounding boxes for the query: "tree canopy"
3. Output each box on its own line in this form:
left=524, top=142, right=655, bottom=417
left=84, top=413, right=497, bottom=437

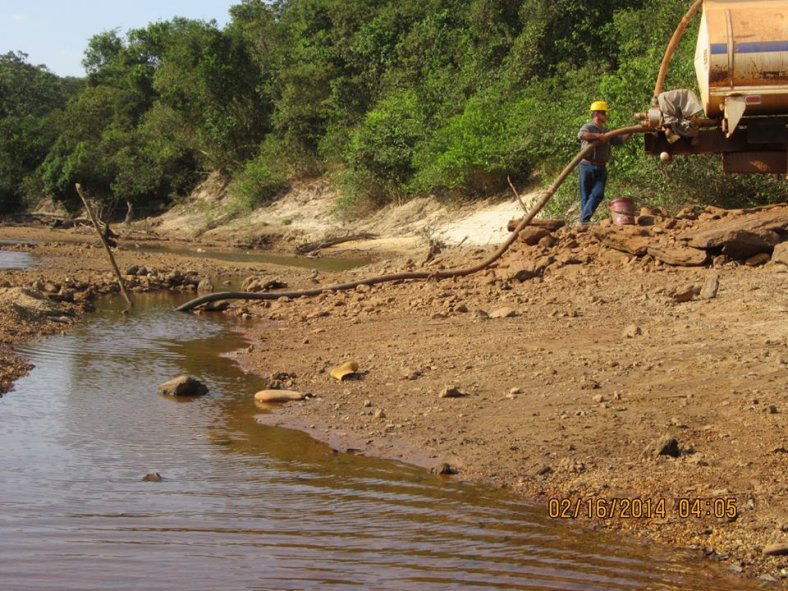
left=0, top=0, right=783, bottom=217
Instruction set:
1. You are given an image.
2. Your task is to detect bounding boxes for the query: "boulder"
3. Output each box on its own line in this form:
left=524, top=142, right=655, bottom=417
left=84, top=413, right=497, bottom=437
left=682, top=206, right=787, bottom=259
left=158, top=375, right=209, bottom=397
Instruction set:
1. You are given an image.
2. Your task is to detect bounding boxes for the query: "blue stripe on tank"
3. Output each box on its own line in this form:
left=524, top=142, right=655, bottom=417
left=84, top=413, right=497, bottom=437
left=710, top=40, right=788, bottom=54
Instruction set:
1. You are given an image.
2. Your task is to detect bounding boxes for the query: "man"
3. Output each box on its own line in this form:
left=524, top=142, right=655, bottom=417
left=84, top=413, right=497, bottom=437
left=577, top=101, right=630, bottom=224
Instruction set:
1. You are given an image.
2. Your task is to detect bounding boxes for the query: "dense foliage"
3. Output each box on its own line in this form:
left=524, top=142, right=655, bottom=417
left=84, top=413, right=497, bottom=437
left=0, top=0, right=784, bottom=218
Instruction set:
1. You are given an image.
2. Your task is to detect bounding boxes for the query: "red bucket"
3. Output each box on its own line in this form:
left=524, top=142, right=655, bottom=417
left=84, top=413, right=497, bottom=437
left=609, top=197, right=635, bottom=225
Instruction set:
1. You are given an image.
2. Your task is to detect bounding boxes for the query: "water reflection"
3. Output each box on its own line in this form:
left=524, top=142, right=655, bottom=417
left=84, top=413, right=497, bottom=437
left=130, top=243, right=367, bottom=273
left=0, top=293, right=754, bottom=590
left=0, top=249, right=37, bottom=269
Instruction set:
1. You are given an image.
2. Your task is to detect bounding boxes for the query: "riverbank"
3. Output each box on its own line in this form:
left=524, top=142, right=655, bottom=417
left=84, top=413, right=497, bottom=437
left=1, top=196, right=786, bottom=586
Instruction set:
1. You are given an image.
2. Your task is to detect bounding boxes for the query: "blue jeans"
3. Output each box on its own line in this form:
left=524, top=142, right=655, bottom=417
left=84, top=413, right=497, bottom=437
left=578, top=162, right=608, bottom=223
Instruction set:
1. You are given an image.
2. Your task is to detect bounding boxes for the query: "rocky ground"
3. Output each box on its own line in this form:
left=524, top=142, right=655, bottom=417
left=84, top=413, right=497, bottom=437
left=1, top=195, right=786, bottom=586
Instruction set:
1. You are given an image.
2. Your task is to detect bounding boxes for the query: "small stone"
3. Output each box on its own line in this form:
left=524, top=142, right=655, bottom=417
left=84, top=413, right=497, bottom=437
left=440, top=385, right=466, bottom=398
left=700, top=273, right=720, bottom=300
left=374, top=408, right=386, bottom=419
left=592, top=394, right=605, bottom=403
left=672, top=284, right=700, bottom=303
left=641, top=435, right=681, bottom=459
left=622, top=324, right=642, bottom=338
left=431, top=462, right=459, bottom=475
left=197, top=278, right=214, bottom=293
left=142, top=472, right=162, bottom=482
left=363, top=399, right=372, bottom=408
left=489, top=307, right=518, bottom=319
left=536, top=465, right=553, bottom=476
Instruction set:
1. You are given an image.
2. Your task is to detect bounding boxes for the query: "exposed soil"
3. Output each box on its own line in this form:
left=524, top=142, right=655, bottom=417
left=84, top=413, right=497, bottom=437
left=1, top=185, right=786, bottom=586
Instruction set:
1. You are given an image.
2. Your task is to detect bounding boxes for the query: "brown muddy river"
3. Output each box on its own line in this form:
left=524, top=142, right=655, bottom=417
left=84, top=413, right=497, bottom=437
left=0, top=293, right=754, bottom=590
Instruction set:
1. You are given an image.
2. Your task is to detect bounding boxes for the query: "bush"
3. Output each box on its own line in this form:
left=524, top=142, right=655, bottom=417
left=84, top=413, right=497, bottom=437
left=228, top=155, right=285, bottom=214
left=345, top=90, right=427, bottom=200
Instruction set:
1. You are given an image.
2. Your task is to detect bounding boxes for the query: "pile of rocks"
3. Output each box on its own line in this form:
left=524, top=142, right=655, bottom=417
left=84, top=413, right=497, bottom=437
left=503, top=203, right=787, bottom=281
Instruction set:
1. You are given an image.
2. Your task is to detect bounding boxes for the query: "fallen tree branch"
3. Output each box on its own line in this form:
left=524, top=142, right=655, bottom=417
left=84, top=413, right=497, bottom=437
left=295, top=232, right=378, bottom=254
left=507, top=176, right=529, bottom=214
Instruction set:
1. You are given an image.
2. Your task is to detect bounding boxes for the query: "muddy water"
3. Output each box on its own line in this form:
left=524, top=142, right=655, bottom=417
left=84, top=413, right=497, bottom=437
left=0, top=294, right=753, bottom=591
left=0, top=248, right=37, bottom=269
left=131, top=243, right=367, bottom=272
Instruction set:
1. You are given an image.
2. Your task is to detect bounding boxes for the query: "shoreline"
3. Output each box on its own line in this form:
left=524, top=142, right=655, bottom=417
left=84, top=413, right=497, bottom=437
left=1, top=210, right=787, bottom=586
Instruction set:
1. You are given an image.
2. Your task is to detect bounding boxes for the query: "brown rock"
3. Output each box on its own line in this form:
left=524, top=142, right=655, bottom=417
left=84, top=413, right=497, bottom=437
left=622, top=324, right=642, bottom=338
left=440, top=385, right=467, bottom=398
left=641, top=435, right=682, bottom=459
left=509, top=269, right=540, bottom=283
left=197, top=278, right=214, bottom=293
left=672, top=284, right=701, bottom=303
left=637, top=215, right=656, bottom=226
left=772, top=241, right=788, bottom=266
left=683, top=207, right=787, bottom=259
left=517, top=226, right=551, bottom=246
left=158, top=375, right=209, bottom=397
left=603, top=232, right=651, bottom=256
left=489, top=307, right=518, bottom=319
left=700, top=273, right=720, bottom=300
left=431, top=462, right=459, bottom=475
left=744, top=252, right=771, bottom=267
left=647, top=245, right=708, bottom=267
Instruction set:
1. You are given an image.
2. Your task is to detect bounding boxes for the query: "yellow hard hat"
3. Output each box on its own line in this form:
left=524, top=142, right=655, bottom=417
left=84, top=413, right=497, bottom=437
left=590, top=100, right=609, bottom=112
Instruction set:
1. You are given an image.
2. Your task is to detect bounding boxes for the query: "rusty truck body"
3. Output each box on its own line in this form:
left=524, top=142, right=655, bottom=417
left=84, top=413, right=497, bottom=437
left=645, top=0, right=788, bottom=173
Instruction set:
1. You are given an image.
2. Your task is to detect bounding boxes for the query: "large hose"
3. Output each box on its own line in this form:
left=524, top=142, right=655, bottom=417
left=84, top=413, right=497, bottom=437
left=176, top=125, right=649, bottom=313
left=653, top=0, right=704, bottom=102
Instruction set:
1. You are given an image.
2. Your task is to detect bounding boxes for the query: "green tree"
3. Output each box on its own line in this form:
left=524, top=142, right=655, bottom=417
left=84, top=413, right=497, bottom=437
left=0, top=52, right=78, bottom=213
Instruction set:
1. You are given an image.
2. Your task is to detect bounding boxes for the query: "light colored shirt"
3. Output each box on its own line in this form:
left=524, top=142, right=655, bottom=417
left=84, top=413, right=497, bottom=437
left=578, top=122, right=625, bottom=163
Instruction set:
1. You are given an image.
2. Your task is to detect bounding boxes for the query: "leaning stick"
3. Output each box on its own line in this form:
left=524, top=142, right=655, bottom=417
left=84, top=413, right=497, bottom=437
left=75, top=183, right=133, bottom=310
left=507, top=176, right=529, bottom=213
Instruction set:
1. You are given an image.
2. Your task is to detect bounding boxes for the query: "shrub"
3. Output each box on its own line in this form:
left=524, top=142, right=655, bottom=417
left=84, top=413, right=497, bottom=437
left=228, top=155, right=285, bottom=214
left=345, top=90, right=427, bottom=200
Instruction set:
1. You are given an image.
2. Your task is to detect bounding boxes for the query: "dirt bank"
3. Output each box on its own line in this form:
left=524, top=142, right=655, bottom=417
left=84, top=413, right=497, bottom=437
left=1, top=192, right=786, bottom=586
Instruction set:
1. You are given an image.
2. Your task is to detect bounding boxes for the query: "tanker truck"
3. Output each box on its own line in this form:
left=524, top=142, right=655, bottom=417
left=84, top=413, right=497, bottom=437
left=643, top=0, right=788, bottom=173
